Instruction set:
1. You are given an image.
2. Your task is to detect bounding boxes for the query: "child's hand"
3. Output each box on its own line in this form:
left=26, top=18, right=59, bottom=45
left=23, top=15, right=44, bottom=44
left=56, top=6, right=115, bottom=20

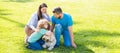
left=35, top=29, right=39, bottom=32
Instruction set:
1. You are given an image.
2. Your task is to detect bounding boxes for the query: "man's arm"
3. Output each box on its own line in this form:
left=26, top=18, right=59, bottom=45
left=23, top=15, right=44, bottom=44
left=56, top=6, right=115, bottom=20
left=50, top=24, right=55, bottom=32
left=68, top=26, right=77, bottom=48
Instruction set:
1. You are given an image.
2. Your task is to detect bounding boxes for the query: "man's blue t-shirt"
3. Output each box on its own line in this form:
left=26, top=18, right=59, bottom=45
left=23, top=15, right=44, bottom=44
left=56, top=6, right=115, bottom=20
left=51, top=13, right=73, bottom=30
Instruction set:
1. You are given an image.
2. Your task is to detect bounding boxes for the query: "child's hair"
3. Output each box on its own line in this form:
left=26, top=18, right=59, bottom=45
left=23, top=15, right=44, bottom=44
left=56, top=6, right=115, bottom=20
left=37, top=19, right=50, bottom=30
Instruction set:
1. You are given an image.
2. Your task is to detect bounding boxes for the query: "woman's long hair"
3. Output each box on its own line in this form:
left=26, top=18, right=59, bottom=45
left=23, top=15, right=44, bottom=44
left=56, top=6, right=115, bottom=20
left=37, top=3, right=47, bottom=20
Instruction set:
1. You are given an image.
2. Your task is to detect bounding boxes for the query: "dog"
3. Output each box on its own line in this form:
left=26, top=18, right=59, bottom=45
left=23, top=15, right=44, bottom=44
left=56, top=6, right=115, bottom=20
left=42, top=31, right=56, bottom=50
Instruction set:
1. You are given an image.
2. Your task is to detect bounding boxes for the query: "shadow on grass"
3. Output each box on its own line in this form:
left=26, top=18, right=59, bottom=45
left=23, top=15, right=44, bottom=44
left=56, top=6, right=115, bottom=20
left=23, top=38, right=95, bottom=53
left=0, top=9, right=25, bottom=27
left=74, top=30, right=120, bottom=37
left=80, top=40, right=107, bottom=48
left=50, top=44, right=94, bottom=53
left=26, top=44, right=94, bottom=53
left=0, top=17, right=25, bottom=27
left=74, top=30, right=120, bottom=48
left=0, top=9, right=12, bottom=15
left=1, top=0, right=33, bottom=3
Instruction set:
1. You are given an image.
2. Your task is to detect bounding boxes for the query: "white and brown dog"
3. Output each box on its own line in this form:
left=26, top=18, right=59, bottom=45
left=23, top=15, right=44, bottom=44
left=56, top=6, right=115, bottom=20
left=42, top=31, right=56, bottom=50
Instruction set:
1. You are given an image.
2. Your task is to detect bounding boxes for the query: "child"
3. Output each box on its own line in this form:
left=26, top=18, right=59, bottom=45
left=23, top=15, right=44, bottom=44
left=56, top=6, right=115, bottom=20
left=26, top=19, right=50, bottom=50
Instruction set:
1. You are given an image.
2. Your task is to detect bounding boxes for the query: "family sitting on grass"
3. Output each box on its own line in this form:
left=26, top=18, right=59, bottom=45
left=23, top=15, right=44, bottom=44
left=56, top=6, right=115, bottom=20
left=24, top=3, right=77, bottom=50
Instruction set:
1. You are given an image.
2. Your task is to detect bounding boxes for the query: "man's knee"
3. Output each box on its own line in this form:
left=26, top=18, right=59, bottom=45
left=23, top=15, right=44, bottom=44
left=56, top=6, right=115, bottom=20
left=55, top=24, right=62, bottom=34
left=64, top=39, right=71, bottom=47
left=63, top=30, right=72, bottom=47
left=55, top=24, right=62, bottom=30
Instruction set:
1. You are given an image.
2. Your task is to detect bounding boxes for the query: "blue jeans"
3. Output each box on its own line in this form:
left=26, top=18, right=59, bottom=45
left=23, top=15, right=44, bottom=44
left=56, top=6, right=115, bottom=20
left=26, top=39, right=44, bottom=50
left=55, top=24, right=72, bottom=47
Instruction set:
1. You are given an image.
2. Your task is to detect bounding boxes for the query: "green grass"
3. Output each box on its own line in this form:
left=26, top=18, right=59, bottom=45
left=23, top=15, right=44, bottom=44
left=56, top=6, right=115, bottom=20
left=0, top=0, right=120, bottom=53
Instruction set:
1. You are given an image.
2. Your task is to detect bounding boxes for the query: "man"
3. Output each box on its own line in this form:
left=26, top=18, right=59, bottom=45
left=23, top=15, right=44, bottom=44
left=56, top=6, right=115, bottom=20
left=51, top=7, right=77, bottom=48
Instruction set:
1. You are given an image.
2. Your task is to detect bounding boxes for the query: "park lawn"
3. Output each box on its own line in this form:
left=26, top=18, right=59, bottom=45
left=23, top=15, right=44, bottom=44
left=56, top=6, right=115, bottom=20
left=0, top=0, right=120, bottom=53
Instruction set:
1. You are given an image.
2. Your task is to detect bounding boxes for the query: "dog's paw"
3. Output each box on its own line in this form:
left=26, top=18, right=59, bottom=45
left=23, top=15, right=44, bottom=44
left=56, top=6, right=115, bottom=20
left=48, top=47, right=53, bottom=51
left=42, top=45, right=47, bottom=48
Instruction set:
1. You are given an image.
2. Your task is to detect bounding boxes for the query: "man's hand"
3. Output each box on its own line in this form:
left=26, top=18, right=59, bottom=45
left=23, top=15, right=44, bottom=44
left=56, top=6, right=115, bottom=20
left=68, top=26, right=77, bottom=48
left=72, top=42, right=77, bottom=48
left=50, top=24, right=55, bottom=32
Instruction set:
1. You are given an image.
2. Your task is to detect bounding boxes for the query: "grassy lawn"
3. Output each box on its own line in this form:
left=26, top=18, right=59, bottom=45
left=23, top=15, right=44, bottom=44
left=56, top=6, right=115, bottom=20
left=0, top=0, right=120, bottom=53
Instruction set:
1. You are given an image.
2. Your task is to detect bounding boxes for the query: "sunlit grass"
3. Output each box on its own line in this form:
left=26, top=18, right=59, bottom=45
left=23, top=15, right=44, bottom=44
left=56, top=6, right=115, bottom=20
left=0, top=0, right=120, bottom=53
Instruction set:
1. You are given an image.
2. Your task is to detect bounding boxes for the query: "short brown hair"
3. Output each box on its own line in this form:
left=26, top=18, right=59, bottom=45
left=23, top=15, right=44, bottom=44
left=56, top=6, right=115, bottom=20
left=53, top=7, right=62, bottom=14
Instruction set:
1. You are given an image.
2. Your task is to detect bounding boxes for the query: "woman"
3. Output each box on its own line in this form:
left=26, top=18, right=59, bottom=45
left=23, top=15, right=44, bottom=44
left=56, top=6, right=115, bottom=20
left=24, top=3, right=50, bottom=50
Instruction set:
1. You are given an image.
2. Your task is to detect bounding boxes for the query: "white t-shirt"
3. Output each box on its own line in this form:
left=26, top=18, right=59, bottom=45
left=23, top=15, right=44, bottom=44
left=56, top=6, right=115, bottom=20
left=27, top=12, right=51, bottom=30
